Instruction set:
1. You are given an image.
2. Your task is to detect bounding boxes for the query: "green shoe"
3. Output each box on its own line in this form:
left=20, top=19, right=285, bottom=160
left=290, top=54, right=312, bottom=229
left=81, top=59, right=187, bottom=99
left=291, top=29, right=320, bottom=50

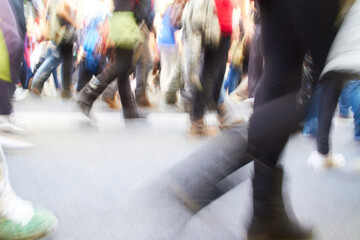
left=0, top=207, right=58, bottom=240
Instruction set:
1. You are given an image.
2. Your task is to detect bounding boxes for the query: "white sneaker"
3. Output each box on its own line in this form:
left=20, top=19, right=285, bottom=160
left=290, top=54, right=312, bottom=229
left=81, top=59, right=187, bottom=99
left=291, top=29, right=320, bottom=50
left=0, top=182, right=34, bottom=226
left=14, top=87, right=29, bottom=102
left=307, top=150, right=346, bottom=170
left=0, top=114, right=31, bottom=135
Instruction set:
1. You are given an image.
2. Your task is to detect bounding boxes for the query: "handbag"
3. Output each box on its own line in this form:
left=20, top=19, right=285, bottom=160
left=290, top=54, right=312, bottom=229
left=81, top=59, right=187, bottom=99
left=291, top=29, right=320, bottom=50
left=47, top=0, right=76, bottom=45
left=108, top=11, right=143, bottom=50
left=230, top=39, right=245, bottom=68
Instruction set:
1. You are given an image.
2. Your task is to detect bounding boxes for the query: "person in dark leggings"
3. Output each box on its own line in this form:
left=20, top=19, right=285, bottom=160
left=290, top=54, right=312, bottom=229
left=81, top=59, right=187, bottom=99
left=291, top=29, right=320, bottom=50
left=246, top=0, right=341, bottom=239
left=77, top=0, right=145, bottom=120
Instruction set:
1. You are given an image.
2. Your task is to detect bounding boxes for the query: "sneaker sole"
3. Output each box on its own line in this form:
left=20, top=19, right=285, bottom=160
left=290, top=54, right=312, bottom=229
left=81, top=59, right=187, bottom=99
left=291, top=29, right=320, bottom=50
left=0, top=220, right=58, bottom=240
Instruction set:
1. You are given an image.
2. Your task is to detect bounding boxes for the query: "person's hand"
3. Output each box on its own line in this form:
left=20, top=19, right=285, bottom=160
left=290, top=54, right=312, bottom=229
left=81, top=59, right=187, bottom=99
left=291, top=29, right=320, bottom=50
left=75, top=46, right=86, bottom=66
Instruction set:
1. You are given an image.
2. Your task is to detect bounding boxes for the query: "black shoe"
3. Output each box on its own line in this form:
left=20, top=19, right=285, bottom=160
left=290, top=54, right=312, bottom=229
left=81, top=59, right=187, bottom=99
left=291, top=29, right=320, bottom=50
left=247, top=164, right=313, bottom=240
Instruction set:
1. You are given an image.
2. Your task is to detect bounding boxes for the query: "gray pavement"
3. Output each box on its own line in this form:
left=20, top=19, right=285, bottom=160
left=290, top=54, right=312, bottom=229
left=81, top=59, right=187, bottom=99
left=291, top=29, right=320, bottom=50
left=3, top=94, right=360, bottom=240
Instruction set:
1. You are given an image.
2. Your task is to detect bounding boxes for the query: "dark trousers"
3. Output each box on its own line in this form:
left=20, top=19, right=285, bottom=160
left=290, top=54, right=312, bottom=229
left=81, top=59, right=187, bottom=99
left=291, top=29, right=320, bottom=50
left=249, top=0, right=340, bottom=167
left=247, top=24, right=263, bottom=98
left=0, top=0, right=23, bottom=114
left=76, top=58, right=106, bottom=92
left=95, top=48, right=134, bottom=109
left=191, top=36, right=231, bottom=121
left=58, top=43, right=74, bottom=92
left=317, top=74, right=346, bottom=154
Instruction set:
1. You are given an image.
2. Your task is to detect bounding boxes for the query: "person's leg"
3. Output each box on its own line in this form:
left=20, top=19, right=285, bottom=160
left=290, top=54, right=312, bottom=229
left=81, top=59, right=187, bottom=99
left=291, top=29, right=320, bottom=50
left=159, top=46, right=178, bottom=94
left=0, top=144, right=58, bottom=239
left=58, top=43, right=73, bottom=98
left=77, top=48, right=133, bottom=117
left=31, top=45, right=62, bottom=94
left=305, top=73, right=347, bottom=170
left=102, top=81, right=121, bottom=109
left=217, top=76, right=227, bottom=107
left=302, top=84, right=322, bottom=137
left=24, top=67, right=34, bottom=89
left=338, top=81, right=351, bottom=117
left=0, top=81, right=15, bottom=115
left=135, top=27, right=153, bottom=106
left=52, top=67, right=59, bottom=89
left=165, top=57, right=182, bottom=104
left=348, top=80, right=360, bottom=140
left=228, top=66, right=242, bottom=94
left=214, top=44, right=244, bottom=129
left=246, top=0, right=338, bottom=238
left=191, top=36, right=231, bottom=121
left=19, top=56, right=28, bottom=88
left=76, top=61, right=93, bottom=92
left=188, top=37, right=231, bottom=135
left=116, top=49, right=145, bottom=119
left=317, top=74, right=345, bottom=155
left=0, top=0, right=27, bottom=133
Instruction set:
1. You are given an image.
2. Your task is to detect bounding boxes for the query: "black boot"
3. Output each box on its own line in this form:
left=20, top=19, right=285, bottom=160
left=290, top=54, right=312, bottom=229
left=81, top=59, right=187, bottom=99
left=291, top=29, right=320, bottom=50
left=118, top=79, right=147, bottom=119
left=77, top=76, right=108, bottom=118
left=247, top=162, right=313, bottom=240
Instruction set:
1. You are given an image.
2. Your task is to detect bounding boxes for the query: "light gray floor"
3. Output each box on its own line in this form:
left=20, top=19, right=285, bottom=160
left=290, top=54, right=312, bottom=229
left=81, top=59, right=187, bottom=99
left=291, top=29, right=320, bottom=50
left=4, top=95, right=360, bottom=240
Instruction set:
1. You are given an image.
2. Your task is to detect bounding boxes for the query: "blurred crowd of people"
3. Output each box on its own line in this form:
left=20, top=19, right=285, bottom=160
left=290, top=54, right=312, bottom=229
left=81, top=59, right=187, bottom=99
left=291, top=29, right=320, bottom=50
left=0, top=0, right=359, bottom=239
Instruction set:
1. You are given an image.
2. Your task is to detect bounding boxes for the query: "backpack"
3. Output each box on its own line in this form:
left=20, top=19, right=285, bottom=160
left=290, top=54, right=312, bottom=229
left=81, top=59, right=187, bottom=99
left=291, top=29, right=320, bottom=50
left=49, top=0, right=77, bottom=45
left=134, top=0, right=155, bottom=30
left=83, top=18, right=102, bottom=74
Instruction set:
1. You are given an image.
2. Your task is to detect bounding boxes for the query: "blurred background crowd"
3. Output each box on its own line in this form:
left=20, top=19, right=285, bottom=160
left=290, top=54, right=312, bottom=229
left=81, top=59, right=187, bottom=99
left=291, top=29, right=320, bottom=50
left=0, top=0, right=360, bottom=239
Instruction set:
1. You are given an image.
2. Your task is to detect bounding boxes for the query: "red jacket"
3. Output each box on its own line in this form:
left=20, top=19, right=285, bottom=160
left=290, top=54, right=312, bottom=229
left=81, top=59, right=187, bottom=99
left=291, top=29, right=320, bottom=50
left=214, top=0, right=233, bottom=36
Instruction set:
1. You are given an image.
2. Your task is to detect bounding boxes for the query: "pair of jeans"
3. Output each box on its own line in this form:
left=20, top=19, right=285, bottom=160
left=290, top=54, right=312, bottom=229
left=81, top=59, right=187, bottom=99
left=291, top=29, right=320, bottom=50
left=31, top=43, right=73, bottom=93
left=302, top=78, right=357, bottom=153
left=218, top=62, right=242, bottom=106
left=191, top=36, right=231, bottom=121
left=339, top=80, right=360, bottom=117
left=224, top=64, right=242, bottom=94
left=28, top=47, right=59, bottom=89
left=302, top=84, right=323, bottom=136
left=339, top=80, right=360, bottom=138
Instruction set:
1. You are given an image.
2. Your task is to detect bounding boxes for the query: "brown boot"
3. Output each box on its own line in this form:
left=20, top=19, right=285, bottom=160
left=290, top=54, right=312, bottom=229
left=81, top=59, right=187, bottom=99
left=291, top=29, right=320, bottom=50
left=104, top=91, right=122, bottom=110
left=217, top=104, right=244, bottom=129
left=187, top=118, right=218, bottom=137
left=136, top=91, right=152, bottom=107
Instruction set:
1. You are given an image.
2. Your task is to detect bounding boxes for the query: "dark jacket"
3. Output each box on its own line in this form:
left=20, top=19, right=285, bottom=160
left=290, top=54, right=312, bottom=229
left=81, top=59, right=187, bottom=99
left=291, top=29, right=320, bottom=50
left=9, top=0, right=26, bottom=41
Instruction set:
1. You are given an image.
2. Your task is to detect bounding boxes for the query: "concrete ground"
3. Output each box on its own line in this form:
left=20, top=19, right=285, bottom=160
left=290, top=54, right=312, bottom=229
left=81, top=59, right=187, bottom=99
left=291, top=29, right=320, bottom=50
left=2, top=94, right=360, bottom=240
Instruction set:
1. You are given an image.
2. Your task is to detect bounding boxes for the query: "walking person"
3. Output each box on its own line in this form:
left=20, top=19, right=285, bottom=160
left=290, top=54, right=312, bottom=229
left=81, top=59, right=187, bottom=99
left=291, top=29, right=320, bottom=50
left=186, top=0, right=243, bottom=136
left=246, top=0, right=342, bottom=239
left=31, top=0, right=81, bottom=99
left=77, top=0, right=147, bottom=120
left=0, top=1, right=58, bottom=239
left=0, top=0, right=31, bottom=134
